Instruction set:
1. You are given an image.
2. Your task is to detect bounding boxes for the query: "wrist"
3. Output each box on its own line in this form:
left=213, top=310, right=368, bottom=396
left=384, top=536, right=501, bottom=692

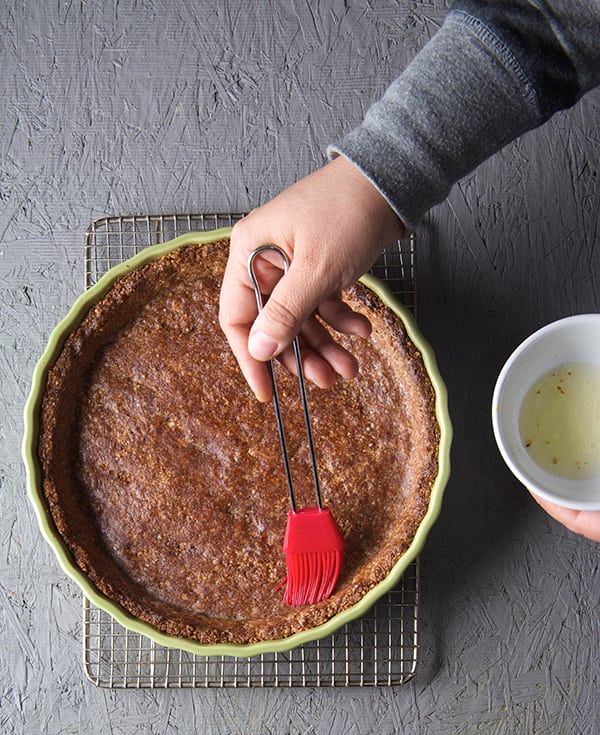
left=328, top=155, right=407, bottom=242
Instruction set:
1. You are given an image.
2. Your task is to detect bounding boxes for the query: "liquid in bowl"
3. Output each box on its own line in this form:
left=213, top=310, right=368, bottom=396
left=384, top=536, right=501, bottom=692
left=519, top=361, right=600, bottom=481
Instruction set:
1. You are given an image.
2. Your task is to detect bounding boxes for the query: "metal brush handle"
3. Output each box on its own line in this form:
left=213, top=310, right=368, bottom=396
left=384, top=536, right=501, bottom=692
left=247, top=245, right=323, bottom=513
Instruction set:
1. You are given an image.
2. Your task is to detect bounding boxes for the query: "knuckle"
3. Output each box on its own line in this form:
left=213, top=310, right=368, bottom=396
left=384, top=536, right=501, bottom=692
left=230, top=209, right=262, bottom=246
left=229, top=218, right=249, bottom=249
left=263, top=296, right=303, bottom=331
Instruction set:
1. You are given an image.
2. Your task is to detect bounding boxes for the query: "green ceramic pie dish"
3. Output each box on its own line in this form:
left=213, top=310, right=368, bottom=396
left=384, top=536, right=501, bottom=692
left=22, top=227, right=452, bottom=658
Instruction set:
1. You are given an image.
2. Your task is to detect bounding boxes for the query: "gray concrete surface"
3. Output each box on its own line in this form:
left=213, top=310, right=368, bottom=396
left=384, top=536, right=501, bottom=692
left=1, top=1, right=599, bottom=733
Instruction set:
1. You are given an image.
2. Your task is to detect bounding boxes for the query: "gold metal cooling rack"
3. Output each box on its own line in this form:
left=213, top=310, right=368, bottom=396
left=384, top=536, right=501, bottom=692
left=82, top=212, right=419, bottom=688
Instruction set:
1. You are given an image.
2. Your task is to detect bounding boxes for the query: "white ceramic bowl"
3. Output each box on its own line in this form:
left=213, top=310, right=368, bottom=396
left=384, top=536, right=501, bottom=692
left=492, top=314, right=600, bottom=511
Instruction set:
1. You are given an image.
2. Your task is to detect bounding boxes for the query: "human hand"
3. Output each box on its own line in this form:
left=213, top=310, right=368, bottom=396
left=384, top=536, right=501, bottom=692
left=219, top=155, right=405, bottom=401
left=529, top=491, right=600, bottom=542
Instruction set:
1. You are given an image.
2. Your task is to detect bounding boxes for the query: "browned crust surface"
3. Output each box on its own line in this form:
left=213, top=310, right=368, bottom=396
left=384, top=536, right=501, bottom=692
left=39, top=239, right=440, bottom=644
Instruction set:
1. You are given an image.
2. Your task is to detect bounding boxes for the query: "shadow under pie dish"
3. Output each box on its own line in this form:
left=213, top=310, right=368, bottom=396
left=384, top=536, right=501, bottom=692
left=23, top=228, right=451, bottom=656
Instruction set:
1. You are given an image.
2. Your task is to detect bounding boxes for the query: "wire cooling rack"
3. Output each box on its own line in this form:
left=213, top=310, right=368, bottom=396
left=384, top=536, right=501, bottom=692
left=83, top=562, right=419, bottom=688
left=82, top=212, right=419, bottom=688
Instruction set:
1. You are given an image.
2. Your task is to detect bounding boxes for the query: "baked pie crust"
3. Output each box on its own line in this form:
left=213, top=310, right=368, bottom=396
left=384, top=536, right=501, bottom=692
left=38, top=238, right=442, bottom=645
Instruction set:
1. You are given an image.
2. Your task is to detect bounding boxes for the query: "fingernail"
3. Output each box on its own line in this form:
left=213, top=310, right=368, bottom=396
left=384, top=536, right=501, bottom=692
left=248, top=331, right=278, bottom=360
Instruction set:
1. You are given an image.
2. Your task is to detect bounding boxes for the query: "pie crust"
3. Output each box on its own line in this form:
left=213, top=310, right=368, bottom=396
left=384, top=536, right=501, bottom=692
left=38, top=239, right=441, bottom=645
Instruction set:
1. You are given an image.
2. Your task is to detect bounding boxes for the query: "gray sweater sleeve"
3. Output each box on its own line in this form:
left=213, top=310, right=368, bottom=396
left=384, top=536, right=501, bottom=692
left=328, top=1, right=600, bottom=230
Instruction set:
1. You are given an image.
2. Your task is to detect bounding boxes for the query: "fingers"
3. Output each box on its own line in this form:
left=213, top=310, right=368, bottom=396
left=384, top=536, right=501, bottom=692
left=276, top=313, right=361, bottom=389
left=248, top=259, right=321, bottom=360
left=219, top=246, right=275, bottom=402
left=529, top=491, right=600, bottom=542
left=317, top=295, right=372, bottom=339
left=299, top=332, right=360, bottom=388
left=247, top=259, right=370, bottom=391
left=246, top=265, right=372, bottom=361
left=220, top=316, right=275, bottom=403
left=218, top=156, right=406, bottom=401
left=220, top=226, right=335, bottom=401
left=220, top=237, right=368, bottom=400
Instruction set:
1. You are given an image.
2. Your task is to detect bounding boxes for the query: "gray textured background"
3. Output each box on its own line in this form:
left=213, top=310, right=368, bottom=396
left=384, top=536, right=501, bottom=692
left=2, top=1, right=599, bottom=733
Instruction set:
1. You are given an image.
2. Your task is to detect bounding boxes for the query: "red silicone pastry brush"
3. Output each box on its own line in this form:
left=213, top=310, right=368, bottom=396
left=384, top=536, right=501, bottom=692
left=248, top=245, right=345, bottom=606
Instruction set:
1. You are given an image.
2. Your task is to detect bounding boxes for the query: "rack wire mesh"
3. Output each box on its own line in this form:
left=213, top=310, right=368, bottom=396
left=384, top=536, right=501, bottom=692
left=82, top=212, right=419, bottom=688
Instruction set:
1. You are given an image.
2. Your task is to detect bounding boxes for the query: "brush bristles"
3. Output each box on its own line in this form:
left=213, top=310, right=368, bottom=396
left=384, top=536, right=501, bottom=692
left=281, top=506, right=345, bottom=606
left=283, top=549, right=343, bottom=606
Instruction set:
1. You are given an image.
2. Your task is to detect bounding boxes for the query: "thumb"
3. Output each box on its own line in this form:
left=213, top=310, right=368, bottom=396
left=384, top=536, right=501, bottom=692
left=248, top=264, right=322, bottom=361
